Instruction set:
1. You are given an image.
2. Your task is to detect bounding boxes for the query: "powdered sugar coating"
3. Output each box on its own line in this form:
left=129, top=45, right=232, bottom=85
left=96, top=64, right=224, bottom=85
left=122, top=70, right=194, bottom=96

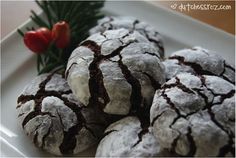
left=95, top=116, right=163, bottom=157
left=89, top=16, right=165, bottom=58
left=17, top=73, right=107, bottom=156
left=150, top=73, right=235, bottom=156
left=163, top=46, right=235, bottom=84
left=66, top=28, right=165, bottom=115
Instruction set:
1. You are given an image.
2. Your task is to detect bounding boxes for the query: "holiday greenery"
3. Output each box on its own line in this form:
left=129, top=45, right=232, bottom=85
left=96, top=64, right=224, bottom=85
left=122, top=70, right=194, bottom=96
left=18, top=0, right=105, bottom=74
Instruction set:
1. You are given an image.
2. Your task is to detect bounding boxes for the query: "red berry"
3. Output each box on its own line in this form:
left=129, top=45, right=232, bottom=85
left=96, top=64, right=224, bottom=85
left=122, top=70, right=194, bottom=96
left=24, top=31, right=50, bottom=53
left=37, top=27, right=52, bottom=42
left=52, top=21, right=70, bottom=48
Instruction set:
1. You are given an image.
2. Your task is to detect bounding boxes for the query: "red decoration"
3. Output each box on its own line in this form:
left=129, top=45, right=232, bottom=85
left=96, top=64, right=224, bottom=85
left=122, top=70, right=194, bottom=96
left=24, top=28, right=52, bottom=53
left=52, top=21, right=70, bottom=48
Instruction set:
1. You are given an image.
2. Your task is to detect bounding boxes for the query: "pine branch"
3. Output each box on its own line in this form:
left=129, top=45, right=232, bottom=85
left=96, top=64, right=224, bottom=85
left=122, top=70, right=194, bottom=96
left=17, top=29, right=24, bottom=37
left=18, top=0, right=105, bottom=75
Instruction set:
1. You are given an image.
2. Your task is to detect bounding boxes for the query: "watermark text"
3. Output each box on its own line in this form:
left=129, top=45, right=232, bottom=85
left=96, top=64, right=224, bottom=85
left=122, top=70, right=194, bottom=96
left=170, top=3, right=231, bottom=12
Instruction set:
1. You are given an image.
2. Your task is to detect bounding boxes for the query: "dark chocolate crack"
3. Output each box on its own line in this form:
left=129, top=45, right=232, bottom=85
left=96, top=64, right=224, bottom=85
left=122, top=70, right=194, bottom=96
left=132, top=69, right=163, bottom=92
left=225, top=63, right=235, bottom=71
left=17, top=95, right=35, bottom=105
left=74, top=35, right=164, bottom=150
left=161, top=92, right=182, bottom=118
left=143, top=72, right=162, bottom=90
left=58, top=94, right=88, bottom=155
left=78, top=36, right=158, bottom=126
left=153, top=74, right=234, bottom=156
left=103, top=42, right=134, bottom=59
left=100, top=32, right=107, bottom=39
left=170, top=133, right=181, bottom=153
left=170, top=123, right=197, bottom=157
left=19, top=89, right=79, bottom=128
left=61, top=90, right=73, bottom=94
left=194, top=87, right=234, bottom=138
left=17, top=73, right=52, bottom=108
left=169, top=55, right=235, bottom=84
left=65, top=62, right=78, bottom=79
left=175, top=77, right=195, bottom=94
left=169, top=55, right=215, bottom=76
left=22, top=108, right=55, bottom=128
left=59, top=125, right=82, bottom=155
left=218, top=138, right=235, bottom=156
left=139, top=28, right=164, bottom=58
left=186, top=127, right=197, bottom=156
left=33, top=124, right=42, bottom=147
left=117, top=54, right=147, bottom=128
left=100, top=17, right=164, bottom=58
left=222, top=76, right=234, bottom=84
left=95, top=38, right=151, bottom=138
left=17, top=113, right=26, bottom=117
left=147, top=37, right=164, bottom=53
left=17, top=89, right=72, bottom=108
left=151, top=111, right=166, bottom=126
left=41, top=122, right=53, bottom=148
left=220, top=60, right=235, bottom=75
left=106, top=24, right=113, bottom=30
left=160, top=82, right=193, bottom=130
left=20, top=74, right=55, bottom=127
left=56, top=110, right=65, bottom=130
left=197, top=75, right=235, bottom=109
left=80, top=40, right=101, bottom=54
left=219, top=60, right=227, bottom=76
left=33, top=131, right=39, bottom=147
left=132, top=19, right=139, bottom=30
left=191, top=76, right=234, bottom=135
left=101, top=16, right=114, bottom=31
left=207, top=101, right=234, bottom=157
left=80, top=40, right=110, bottom=110
left=212, top=90, right=235, bottom=106
left=197, top=75, right=235, bottom=156
left=100, top=130, right=117, bottom=140
left=21, top=74, right=58, bottom=128
left=121, top=31, right=133, bottom=39
left=81, top=38, right=140, bottom=115
left=83, top=125, right=97, bottom=138
left=38, top=73, right=55, bottom=91
left=143, top=51, right=160, bottom=59
left=18, top=73, right=98, bottom=155
left=132, top=128, right=149, bottom=147
left=88, top=49, right=110, bottom=109
left=152, top=76, right=200, bottom=129
left=162, top=77, right=195, bottom=94
left=219, top=61, right=235, bottom=84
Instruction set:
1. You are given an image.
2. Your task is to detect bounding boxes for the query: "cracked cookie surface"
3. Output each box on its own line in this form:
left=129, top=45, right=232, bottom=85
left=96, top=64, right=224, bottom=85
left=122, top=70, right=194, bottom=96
left=95, top=116, right=165, bottom=157
left=163, top=46, right=235, bottom=84
left=150, top=73, right=235, bottom=157
left=66, top=28, right=165, bottom=115
left=89, top=16, right=165, bottom=58
left=17, top=73, right=107, bottom=156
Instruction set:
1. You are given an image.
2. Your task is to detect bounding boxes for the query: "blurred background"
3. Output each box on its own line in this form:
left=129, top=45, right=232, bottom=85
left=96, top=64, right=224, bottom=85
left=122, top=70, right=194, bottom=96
left=1, top=0, right=235, bottom=40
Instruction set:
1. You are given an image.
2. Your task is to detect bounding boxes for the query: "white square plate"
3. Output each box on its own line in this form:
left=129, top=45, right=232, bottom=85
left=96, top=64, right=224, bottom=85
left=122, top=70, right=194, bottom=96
left=1, top=1, right=234, bottom=157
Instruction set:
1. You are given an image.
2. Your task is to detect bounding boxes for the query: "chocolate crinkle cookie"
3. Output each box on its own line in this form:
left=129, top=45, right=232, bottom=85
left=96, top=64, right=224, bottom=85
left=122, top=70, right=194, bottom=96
left=150, top=73, right=235, bottom=157
left=66, top=28, right=165, bottom=116
left=163, top=46, right=235, bottom=84
left=95, top=116, right=169, bottom=157
left=16, top=73, right=108, bottom=156
left=89, top=16, right=165, bottom=58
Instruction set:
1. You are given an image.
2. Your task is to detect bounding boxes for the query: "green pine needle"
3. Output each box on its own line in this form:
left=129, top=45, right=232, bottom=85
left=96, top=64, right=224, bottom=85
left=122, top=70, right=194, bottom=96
left=17, top=29, right=24, bottom=37
left=18, top=0, right=105, bottom=75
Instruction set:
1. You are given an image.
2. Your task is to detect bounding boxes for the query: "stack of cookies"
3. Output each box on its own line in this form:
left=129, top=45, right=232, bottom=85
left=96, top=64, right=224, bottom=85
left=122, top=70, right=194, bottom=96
left=17, top=16, right=235, bottom=157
